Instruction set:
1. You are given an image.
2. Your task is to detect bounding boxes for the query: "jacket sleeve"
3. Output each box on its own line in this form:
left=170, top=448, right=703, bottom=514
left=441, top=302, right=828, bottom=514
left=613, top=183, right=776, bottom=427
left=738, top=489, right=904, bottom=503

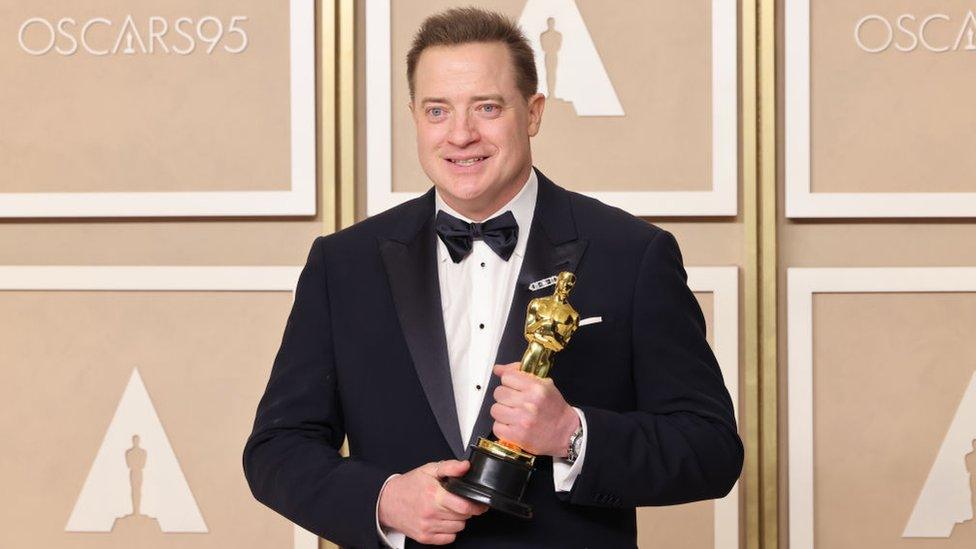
left=243, top=237, right=392, bottom=547
left=566, top=230, right=743, bottom=508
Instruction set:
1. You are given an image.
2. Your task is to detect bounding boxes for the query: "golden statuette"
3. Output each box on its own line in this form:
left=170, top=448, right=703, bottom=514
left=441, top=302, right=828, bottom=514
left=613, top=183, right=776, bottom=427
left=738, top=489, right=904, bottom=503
left=483, top=271, right=580, bottom=464
left=444, top=271, right=581, bottom=519
left=520, top=271, right=580, bottom=377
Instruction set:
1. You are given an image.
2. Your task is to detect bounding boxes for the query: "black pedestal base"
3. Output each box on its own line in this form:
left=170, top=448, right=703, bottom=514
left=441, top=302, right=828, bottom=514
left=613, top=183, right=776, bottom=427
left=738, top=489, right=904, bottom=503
left=441, top=444, right=534, bottom=519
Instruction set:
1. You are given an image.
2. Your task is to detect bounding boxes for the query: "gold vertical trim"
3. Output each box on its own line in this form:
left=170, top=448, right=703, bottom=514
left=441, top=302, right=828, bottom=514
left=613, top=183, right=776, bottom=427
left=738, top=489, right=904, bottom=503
left=319, top=1, right=356, bottom=547
left=318, top=5, right=340, bottom=548
left=318, top=6, right=341, bottom=549
left=318, top=0, right=337, bottom=235
left=741, top=0, right=761, bottom=548
left=338, top=0, right=357, bottom=229
left=758, top=0, right=779, bottom=547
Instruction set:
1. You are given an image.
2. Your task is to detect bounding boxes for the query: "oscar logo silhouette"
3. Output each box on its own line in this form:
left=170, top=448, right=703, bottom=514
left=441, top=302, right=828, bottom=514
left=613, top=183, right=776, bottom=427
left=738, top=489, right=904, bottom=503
left=443, top=272, right=580, bottom=519
left=950, top=438, right=976, bottom=539
left=112, top=434, right=161, bottom=533
left=541, top=17, right=563, bottom=101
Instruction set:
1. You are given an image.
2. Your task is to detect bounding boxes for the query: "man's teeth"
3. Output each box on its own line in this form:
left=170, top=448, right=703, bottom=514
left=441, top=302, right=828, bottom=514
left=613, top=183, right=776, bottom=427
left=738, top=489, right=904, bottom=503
left=451, top=157, right=485, bottom=166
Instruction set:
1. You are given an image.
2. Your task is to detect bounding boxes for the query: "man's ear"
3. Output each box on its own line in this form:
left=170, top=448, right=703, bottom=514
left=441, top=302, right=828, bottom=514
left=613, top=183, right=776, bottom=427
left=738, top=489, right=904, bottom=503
left=526, top=92, right=546, bottom=137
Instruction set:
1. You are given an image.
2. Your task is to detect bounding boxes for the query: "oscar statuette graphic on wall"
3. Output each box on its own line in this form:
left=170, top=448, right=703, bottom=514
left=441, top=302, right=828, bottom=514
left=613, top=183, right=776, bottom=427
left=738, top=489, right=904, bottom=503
left=66, top=368, right=207, bottom=534
left=517, top=0, right=624, bottom=116
left=904, top=370, right=976, bottom=540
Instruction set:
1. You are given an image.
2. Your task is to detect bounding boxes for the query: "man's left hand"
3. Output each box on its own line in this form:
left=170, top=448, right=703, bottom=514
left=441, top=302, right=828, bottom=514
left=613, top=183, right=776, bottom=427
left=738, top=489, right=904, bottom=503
left=490, top=362, right=580, bottom=457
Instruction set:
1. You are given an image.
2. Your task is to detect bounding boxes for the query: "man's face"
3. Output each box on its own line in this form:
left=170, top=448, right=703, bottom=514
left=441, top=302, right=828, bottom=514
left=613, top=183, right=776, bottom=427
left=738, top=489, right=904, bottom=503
left=410, top=42, right=545, bottom=220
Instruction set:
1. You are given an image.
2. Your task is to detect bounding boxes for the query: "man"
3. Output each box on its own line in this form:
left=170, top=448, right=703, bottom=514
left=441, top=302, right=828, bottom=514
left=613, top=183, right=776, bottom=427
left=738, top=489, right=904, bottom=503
left=244, top=7, right=742, bottom=548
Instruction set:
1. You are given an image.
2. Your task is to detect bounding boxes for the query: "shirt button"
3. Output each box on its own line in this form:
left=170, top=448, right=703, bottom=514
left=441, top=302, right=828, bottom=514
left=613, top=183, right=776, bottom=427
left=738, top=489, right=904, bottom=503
left=479, top=323, right=485, bottom=329
left=480, top=262, right=485, bottom=268
left=476, top=384, right=482, bottom=390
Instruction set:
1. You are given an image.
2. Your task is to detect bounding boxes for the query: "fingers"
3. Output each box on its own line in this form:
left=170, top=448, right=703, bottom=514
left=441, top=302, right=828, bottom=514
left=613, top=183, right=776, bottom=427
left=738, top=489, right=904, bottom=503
left=432, top=459, right=470, bottom=479
left=435, top=487, right=489, bottom=518
left=431, top=519, right=467, bottom=534
left=492, top=421, right=511, bottom=441
left=492, top=384, right=522, bottom=407
left=428, top=461, right=488, bottom=518
left=493, top=361, right=520, bottom=374
left=490, top=401, right=519, bottom=425
left=494, top=364, right=538, bottom=392
left=397, top=460, right=490, bottom=545
left=492, top=361, right=521, bottom=379
left=418, top=531, right=459, bottom=545
left=494, top=379, right=549, bottom=413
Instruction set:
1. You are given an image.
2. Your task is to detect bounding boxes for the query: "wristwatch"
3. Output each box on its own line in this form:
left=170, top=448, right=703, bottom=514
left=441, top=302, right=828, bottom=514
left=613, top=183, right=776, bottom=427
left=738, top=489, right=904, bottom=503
left=566, top=423, right=584, bottom=464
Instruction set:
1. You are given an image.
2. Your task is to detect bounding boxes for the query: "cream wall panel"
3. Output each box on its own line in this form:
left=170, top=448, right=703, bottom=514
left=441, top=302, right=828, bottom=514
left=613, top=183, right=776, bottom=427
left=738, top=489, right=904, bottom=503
left=0, top=266, right=316, bottom=548
left=364, top=0, right=737, bottom=217
left=786, top=0, right=976, bottom=218
left=0, top=0, right=316, bottom=218
left=788, top=267, right=976, bottom=549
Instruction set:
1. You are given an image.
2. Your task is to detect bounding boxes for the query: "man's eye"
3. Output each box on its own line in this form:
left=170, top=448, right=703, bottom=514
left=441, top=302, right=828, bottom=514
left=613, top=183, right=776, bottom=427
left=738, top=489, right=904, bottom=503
left=481, top=104, right=498, bottom=113
left=428, top=108, right=444, bottom=117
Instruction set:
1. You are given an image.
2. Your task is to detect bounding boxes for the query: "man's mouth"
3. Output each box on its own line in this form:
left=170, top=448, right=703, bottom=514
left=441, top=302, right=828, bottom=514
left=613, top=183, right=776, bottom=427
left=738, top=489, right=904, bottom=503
left=447, top=156, right=488, bottom=167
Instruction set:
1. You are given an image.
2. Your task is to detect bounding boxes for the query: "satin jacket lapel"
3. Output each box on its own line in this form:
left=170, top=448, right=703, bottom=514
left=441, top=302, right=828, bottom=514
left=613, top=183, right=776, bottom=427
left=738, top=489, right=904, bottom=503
left=379, top=192, right=466, bottom=459
left=466, top=171, right=588, bottom=450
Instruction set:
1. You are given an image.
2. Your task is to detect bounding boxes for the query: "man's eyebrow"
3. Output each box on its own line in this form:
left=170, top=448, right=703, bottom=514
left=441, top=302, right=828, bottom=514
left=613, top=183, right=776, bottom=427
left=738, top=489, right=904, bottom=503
left=471, top=95, right=506, bottom=103
left=419, top=95, right=506, bottom=105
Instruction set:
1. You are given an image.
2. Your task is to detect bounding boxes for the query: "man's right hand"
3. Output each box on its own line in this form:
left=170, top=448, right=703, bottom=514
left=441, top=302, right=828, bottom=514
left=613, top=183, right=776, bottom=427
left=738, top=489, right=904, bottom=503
left=377, top=460, right=489, bottom=545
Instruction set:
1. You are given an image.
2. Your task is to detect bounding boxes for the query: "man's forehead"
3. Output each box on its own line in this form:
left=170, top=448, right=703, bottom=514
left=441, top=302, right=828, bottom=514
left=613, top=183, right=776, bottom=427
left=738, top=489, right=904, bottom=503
left=413, top=42, right=516, bottom=97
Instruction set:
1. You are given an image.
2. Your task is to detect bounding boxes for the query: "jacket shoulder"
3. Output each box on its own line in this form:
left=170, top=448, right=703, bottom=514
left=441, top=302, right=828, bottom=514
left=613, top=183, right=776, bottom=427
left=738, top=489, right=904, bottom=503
left=563, top=187, right=665, bottom=248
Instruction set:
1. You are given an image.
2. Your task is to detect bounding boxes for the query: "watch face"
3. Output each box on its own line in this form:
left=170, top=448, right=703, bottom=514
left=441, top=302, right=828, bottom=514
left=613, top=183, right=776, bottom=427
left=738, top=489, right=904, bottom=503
left=569, top=429, right=583, bottom=461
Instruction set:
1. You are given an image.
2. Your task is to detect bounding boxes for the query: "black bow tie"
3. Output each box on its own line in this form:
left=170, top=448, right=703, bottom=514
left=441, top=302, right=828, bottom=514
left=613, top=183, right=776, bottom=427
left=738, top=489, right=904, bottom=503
left=434, top=210, right=519, bottom=263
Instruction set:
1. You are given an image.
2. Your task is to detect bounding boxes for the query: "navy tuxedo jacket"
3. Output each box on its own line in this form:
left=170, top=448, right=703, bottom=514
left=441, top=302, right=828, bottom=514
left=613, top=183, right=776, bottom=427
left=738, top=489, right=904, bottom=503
left=243, top=170, right=743, bottom=548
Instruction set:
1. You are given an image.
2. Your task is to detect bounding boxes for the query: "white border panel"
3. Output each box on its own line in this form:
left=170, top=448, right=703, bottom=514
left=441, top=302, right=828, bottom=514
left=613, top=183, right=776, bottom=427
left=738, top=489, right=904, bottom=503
left=785, top=1, right=976, bottom=218
left=0, top=265, right=316, bottom=548
left=366, top=0, right=738, bottom=217
left=688, top=266, right=741, bottom=549
left=787, top=267, right=976, bottom=548
left=0, top=0, right=316, bottom=218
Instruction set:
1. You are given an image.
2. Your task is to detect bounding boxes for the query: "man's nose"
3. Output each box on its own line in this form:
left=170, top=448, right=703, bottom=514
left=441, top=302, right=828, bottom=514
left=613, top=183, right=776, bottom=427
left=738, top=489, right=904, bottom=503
left=447, top=112, right=479, bottom=148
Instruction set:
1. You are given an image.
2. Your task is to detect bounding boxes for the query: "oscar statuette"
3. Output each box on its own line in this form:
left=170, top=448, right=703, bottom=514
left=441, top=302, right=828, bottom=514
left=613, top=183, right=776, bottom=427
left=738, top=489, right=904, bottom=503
left=442, top=271, right=580, bottom=519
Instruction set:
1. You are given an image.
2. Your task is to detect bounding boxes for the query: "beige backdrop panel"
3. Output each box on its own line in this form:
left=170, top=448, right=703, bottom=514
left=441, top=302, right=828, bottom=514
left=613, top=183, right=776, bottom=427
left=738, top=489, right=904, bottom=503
left=0, top=290, right=295, bottom=548
left=388, top=0, right=711, bottom=193
left=812, top=292, right=976, bottom=548
left=776, top=0, right=976, bottom=539
left=636, top=292, right=720, bottom=549
left=1, top=0, right=291, bottom=193
left=810, top=0, right=976, bottom=193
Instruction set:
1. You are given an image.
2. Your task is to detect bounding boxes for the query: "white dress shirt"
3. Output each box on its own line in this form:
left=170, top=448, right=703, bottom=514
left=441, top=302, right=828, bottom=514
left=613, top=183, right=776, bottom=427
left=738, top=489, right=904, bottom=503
left=378, top=169, right=588, bottom=547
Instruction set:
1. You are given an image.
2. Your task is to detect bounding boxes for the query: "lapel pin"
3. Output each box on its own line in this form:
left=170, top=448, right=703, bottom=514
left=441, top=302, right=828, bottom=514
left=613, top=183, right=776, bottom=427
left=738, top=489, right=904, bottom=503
left=528, top=275, right=558, bottom=291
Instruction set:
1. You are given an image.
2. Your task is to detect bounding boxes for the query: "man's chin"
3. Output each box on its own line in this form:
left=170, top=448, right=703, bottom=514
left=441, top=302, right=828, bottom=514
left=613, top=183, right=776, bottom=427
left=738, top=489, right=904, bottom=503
left=435, top=175, right=490, bottom=203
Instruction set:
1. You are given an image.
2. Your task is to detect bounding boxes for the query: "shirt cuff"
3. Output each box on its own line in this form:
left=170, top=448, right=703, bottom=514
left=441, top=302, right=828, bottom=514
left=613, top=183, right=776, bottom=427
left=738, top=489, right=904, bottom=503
left=552, top=407, right=587, bottom=492
left=376, top=474, right=406, bottom=549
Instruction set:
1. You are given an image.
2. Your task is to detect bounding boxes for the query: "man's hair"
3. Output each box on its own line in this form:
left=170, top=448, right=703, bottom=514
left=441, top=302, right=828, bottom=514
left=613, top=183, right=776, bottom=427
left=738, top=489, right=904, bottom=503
left=406, top=7, right=538, bottom=101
